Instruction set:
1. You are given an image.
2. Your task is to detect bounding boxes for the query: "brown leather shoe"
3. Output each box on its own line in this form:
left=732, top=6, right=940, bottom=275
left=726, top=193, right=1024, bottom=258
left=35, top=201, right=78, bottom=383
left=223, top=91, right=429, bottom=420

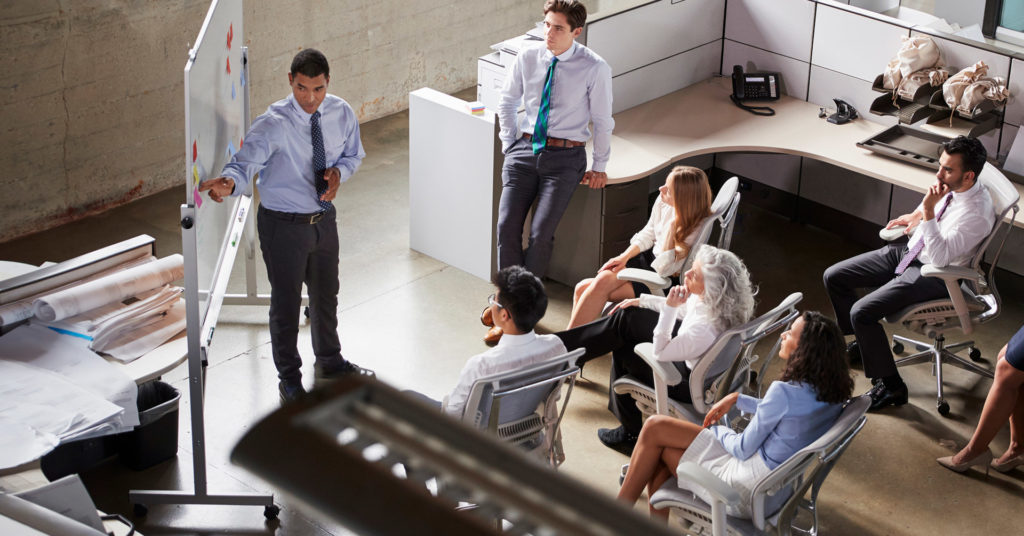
left=480, top=306, right=494, bottom=327
left=484, top=326, right=503, bottom=345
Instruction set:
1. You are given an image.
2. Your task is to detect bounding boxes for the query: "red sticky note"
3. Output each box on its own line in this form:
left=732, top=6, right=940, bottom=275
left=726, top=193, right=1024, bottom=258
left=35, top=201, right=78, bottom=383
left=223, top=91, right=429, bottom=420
left=239, top=136, right=243, bottom=147
left=192, top=140, right=197, bottom=162
left=227, top=24, right=233, bottom=48
left=226, top=57, right=231, bottom=74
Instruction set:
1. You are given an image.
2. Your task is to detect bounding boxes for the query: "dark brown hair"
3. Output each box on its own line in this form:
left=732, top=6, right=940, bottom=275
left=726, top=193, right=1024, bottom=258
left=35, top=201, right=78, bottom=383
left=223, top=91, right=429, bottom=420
left=779, top=311, right=854, bottom=404
left=544, top=0, right=587, bottom=30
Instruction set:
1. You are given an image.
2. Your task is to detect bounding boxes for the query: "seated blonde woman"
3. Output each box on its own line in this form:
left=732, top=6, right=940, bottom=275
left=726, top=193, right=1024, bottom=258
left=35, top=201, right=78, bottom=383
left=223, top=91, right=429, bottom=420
left=617, top=312, right=854, bottom=521
left=556, top=245, right=755, bottom=454
left=566, top=165, right=712, bottom=329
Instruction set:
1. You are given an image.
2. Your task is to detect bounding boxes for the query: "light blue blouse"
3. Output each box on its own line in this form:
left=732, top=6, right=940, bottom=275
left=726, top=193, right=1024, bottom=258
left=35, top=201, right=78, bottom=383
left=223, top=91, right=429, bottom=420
left=711, top=381, right=843, bottom=469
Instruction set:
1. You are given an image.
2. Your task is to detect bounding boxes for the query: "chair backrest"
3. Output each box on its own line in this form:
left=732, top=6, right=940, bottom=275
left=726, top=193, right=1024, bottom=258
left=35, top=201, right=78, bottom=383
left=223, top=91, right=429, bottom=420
left=461, top=348, right=584, bottom=432
left=687, top=292, right=803, bottom=414
left=677, top=177, right=741, bottom=274
left=969, top=163, right=1020, bottom=306
left=748, top=395, right=871, bottom=530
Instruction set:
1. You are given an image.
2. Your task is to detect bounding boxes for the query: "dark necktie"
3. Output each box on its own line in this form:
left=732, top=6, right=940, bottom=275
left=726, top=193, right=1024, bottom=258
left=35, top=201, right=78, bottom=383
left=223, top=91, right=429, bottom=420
left=311, top=111, right=331, bottom=212
left=894, top=193, right=954, bottom=275
left=532, top=57, right=559, bottom=154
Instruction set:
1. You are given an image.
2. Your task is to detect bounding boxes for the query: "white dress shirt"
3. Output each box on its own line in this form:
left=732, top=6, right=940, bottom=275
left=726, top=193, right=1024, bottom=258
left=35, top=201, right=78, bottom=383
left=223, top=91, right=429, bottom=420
left=628, top=197, right=700, bottom=276
left=909, top=180, right=995, bottom=267
left=637, top=294, right=720, bottom=369
left=497, top=41, right=614, bottom=172
left=443, top=331, right=567, bottom=418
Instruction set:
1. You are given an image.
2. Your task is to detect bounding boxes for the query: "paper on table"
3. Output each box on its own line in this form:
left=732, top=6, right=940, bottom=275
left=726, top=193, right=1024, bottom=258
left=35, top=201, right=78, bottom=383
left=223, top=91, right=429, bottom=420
left=0, top=255, right=154, bottom=328
left=15, top=475, right=106, bottom=532
left=0, top=324, right=138, bottom=429
left=95, top=298, right=187, bottom=362
left=0, top=361, right=123, bottom=469
left=33, top=254, right=183, bottom=322
left=0, top=417, right=59, bottom=470
left=44, top=285, right=181, bottom=339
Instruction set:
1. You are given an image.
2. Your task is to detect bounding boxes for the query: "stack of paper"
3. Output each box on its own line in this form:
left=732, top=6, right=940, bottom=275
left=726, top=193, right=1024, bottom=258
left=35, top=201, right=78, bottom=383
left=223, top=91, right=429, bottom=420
left=466, top=101, right=486, bottom=115
left=32, top=254, right=187, bottom=362
left=0, top=324, right=139, bottom=469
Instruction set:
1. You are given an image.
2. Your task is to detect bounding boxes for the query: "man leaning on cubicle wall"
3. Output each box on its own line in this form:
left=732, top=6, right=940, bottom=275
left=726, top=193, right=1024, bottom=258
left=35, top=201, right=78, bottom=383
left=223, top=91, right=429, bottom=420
left=490, top=0, right=614, bottom=344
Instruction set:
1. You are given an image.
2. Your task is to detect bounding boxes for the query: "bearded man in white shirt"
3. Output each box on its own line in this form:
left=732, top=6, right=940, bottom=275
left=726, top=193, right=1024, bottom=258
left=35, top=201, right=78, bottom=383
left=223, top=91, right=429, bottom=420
left=824, top=136, right=996, bottom=412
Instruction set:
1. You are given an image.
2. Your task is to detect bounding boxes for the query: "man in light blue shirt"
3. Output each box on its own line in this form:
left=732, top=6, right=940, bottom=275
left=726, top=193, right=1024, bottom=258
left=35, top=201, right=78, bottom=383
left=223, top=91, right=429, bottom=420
left=199, top=49, right=368, bottom=403
left=496, top=0, right=614, bottom=293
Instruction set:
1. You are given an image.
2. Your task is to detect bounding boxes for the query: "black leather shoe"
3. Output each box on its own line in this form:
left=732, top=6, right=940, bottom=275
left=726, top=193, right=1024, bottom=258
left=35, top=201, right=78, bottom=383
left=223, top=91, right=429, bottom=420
left=279, top=379, right=307, bottom=403
left=598, top=426, right=637, bottom=456
left=846, top=341, right=862, bottom=365
left=315, top=360, right=376, bottom=386
left=867, top=381, right=908, bottom=412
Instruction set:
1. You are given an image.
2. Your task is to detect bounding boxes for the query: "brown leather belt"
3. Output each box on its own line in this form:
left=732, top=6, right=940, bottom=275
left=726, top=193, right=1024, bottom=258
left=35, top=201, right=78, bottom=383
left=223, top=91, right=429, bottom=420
left=522, top=133, right=585, bottom=148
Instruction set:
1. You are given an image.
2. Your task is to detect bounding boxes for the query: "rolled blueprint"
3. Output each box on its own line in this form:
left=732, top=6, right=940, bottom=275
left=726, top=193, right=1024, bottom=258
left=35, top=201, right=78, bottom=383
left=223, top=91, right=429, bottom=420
left=32, top=254, right=184, bottom=322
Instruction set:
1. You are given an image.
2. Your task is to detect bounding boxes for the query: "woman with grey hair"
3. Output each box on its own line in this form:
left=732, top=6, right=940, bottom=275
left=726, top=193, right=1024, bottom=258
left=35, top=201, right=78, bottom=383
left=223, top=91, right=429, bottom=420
left=556, top=245, right=757, bottom=455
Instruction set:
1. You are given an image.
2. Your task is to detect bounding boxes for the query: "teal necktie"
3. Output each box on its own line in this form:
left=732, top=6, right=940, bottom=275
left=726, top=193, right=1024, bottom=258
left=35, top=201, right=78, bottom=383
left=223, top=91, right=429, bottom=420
left=532, top=57, right=559, bottom=154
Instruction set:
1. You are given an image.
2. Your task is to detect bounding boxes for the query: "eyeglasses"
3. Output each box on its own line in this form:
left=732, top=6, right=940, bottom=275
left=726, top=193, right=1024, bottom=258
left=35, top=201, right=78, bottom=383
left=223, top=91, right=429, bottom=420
left=487, top=293, right=504, bottom=310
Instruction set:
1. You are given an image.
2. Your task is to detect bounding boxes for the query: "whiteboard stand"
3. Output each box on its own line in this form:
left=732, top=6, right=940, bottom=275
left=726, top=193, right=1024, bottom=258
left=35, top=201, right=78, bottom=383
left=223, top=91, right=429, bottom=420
left=129, top=2, right=277, bottom=519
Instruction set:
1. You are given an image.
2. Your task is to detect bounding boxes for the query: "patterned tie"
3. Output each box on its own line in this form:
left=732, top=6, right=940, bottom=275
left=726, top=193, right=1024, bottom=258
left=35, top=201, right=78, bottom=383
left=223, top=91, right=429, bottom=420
left=894, top=193, right=953, bottom=275
left=311, top=111, right=332, bottom=212
left=532, top=57, right=559, bottom=154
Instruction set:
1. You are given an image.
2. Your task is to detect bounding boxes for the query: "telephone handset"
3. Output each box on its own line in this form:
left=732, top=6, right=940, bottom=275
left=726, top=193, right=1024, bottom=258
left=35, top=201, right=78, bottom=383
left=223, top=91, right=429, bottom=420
left=730, top=65, right=780, bottom=116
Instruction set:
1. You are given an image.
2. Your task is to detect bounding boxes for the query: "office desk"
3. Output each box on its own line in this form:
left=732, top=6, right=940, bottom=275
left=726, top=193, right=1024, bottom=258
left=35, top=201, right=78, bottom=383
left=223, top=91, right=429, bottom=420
left=408, top=77, right=1024, bottom=285
left=601, top=77, right=1024, bottom=202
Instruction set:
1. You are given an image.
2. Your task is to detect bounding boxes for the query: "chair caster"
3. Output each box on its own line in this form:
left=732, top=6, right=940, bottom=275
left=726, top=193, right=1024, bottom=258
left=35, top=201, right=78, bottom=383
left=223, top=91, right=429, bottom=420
left=891, top=341, right=904, bottom=354
left=937, top=400, right=950, bottom=416
left=133, top=503, right=148, bottom=517
left=969, top=347, right=982, bottom=362
left=264, top=504, right=281, bottom=520
left=303, top=306, right=310, bottom=318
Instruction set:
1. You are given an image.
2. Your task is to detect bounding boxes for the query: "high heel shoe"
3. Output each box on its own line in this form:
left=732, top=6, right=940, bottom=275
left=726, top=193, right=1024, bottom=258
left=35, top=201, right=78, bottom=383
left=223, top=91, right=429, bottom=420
left=936, top=449, right=993, bottom=475
left=990, top=453, right=1024, bottom=473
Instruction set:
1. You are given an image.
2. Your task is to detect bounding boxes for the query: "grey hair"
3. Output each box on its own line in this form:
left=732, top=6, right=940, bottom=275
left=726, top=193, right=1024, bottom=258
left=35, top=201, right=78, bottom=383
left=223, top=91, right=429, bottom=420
left=694, top=245, right=756, bottom=331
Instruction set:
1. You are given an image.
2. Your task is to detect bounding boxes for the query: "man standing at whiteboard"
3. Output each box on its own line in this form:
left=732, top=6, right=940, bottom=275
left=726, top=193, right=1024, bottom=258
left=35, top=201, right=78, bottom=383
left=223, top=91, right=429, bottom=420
left=199, top=49, right=369, bottom=403
left=496, top=0, right=614, bottom=284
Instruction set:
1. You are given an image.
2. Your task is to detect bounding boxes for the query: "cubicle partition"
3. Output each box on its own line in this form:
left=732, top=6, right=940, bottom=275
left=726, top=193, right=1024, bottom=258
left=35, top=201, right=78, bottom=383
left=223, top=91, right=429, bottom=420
left=413, top=0, right=1024, bottom=284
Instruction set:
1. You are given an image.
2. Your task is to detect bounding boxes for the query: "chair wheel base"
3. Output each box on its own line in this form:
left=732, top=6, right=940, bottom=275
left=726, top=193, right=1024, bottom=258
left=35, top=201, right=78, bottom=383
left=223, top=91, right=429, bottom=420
left=937, top=400, right=950, bottom=416
left=969, top=347, right=982, bottom=362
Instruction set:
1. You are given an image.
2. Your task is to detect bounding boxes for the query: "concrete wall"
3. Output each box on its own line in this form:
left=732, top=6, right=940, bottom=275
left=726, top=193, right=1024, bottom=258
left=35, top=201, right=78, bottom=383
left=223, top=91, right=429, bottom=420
left=0, top=0, right=538, bottom=243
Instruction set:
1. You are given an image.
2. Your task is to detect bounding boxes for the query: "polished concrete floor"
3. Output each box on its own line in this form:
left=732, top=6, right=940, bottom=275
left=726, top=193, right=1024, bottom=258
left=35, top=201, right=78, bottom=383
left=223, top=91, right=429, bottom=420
left=2, top=97, right=1023, bottom=535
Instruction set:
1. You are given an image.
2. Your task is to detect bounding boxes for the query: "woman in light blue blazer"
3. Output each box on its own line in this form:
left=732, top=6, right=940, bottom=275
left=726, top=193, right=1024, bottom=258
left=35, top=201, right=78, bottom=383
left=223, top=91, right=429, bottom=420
left=617, top=311, right=854, bottom=520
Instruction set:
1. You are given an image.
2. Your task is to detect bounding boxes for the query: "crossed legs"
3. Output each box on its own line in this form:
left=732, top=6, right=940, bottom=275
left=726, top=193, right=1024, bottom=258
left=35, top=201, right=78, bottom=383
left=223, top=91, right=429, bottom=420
left=952, top=344, right=1024, bottom=465
left=618, top=415, right=703, bottom=520
left=568, top=269, right=637, bottom=328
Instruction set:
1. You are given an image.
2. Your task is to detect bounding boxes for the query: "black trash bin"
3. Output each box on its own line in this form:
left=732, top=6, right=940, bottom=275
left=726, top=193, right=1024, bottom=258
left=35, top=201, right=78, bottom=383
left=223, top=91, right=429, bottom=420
left=118, top=380, right=181, bottom=470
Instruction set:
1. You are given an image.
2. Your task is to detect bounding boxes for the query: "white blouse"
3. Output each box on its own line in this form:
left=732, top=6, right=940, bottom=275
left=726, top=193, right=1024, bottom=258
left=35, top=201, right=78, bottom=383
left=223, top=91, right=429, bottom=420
left=628, top=197, right=699, bottom=276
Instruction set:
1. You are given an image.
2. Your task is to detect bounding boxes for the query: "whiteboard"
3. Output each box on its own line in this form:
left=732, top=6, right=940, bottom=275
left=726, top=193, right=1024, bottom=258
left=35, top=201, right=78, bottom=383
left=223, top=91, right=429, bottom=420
left=183, top=0, right=248, bottom=341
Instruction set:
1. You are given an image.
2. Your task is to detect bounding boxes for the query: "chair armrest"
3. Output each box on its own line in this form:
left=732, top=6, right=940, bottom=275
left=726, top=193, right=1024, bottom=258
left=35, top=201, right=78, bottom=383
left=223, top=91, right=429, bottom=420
left=919, top=264, right=981, bottom=283
left=920, top=263, right=983, bottom=335
left=676, top=461, right=741, bottom=506
left=634, top=342, right=683, bottom=386
left=617, top=268, right=671, bottom=294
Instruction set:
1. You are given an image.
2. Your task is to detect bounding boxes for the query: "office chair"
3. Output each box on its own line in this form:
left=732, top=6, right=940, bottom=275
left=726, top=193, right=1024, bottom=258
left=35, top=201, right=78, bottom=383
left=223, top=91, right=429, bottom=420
left=612, top=293, right=802, bottom=425
left=459, top=348, right=584, bottom=467
left=617, top=176, right=741, bottom=296
left=232, top=375, right=680, bottom=536
left=649, top=395, right=870, bottom=536
left=884, top=163, right=1020, bottom=416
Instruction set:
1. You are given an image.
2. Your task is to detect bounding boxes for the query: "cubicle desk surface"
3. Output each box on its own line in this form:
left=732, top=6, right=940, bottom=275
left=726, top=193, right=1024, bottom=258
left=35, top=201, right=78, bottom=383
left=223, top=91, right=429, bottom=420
left=601, top=76, right=1024, bottom=228
left=115, top=332, right=187, bottom=385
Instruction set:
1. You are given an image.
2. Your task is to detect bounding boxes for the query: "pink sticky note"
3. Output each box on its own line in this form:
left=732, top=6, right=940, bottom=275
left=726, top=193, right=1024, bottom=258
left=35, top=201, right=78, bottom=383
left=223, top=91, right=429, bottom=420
left=193, top=187, right=203, bottom=208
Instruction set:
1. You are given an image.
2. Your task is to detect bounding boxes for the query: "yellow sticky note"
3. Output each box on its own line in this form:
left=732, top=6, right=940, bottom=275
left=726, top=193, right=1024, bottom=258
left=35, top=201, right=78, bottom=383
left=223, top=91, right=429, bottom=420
left=193, top=165, right=200, bottom=185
